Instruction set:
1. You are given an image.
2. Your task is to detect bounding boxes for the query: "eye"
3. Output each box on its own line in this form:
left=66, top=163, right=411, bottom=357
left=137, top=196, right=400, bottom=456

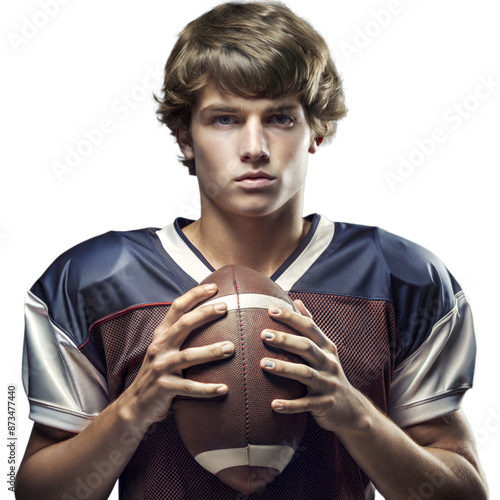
left=269, top=114, right=294, bottom=126
left=213, top=115, right=236, bottom=126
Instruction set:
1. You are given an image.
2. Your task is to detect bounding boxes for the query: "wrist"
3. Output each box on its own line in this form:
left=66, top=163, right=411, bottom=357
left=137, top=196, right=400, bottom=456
left=334, top=390, right=377, bottom=439
left=114, top=386, right=155, bottom=431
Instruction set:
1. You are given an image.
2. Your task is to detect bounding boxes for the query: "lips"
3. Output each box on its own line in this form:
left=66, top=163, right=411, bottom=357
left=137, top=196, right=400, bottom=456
left=235, top=171, right=276, bottom=189
left=235, top=171, right=275, bottom=182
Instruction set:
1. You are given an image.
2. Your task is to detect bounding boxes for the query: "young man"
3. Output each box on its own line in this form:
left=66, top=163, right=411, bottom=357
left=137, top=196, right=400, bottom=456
left=16, top=2, right=487, bottom=499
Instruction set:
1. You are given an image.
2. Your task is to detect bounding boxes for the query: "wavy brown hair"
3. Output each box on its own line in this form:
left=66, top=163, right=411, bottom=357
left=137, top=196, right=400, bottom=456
left=155, top=1, right=347, bottom=174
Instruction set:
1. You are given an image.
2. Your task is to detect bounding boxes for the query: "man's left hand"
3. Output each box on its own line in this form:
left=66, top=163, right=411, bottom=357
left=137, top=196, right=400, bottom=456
left=260, top=300, right=371, bottom=434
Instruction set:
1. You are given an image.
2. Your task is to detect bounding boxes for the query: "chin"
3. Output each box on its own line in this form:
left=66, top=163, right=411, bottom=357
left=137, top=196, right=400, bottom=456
left=235, top=203, right=292, bottom=220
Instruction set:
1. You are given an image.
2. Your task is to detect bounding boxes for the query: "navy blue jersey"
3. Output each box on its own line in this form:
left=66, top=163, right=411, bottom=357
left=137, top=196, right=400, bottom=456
left=22, top=214, right=476, bottom=499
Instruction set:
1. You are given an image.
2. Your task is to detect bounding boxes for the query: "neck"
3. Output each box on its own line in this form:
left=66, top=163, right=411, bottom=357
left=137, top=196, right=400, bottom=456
left=183, top=206, right=310, bottom=277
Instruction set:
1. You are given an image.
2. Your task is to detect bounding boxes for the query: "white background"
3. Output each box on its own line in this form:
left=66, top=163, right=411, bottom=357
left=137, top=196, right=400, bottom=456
left=1, top=1, right=499, bottom=498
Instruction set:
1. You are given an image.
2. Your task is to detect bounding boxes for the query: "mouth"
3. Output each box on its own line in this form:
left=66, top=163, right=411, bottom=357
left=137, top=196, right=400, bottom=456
left=235, top=171, right=276, bottom=189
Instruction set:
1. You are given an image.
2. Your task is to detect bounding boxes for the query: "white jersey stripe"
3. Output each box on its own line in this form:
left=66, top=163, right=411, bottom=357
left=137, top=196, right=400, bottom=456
left=155, top=223, right=213, bottom=283
left=275, top=215, right=335, bottom=292
left=155, top=215, right=336, bottom=289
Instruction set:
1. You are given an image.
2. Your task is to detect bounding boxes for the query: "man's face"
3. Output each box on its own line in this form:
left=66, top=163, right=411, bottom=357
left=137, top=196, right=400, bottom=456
left=177, top=84, right=319, bottom=219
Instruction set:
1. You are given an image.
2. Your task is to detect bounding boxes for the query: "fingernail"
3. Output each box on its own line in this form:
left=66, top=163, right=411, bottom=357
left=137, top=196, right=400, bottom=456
left=215, top=302, right=227, bottom=312
left=270, top=307, right=281, bottom=315
left=205, top=284, right=217, bottom=293
left=264, top=330, right=275, bottom=340
left=216, top=385, right=227, bottom=395
left=264, top=359, right=275, bottom=369
left=273, top=401, right=284, bottom=411
left=222, top=342, right=233, bottom=355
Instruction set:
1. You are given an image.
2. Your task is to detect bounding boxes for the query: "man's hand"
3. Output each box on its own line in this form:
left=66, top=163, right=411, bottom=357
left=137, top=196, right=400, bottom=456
left=125, top=283, right=234, bottom=426
left=260, top=300, right=488, bottom=499
left=16, top=284, right=235, bottom=500
left=259, top=299, right=369, bottom=434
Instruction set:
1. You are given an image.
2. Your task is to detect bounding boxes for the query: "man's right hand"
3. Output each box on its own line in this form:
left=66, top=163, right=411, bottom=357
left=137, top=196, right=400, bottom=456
left=123, top=283, right=234, bottom=426
left=16, top=283, right=234, bottom=500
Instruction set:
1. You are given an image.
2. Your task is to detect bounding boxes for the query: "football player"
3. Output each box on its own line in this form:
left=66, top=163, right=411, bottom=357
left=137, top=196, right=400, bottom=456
left=16, top=2, right=488, bottom=499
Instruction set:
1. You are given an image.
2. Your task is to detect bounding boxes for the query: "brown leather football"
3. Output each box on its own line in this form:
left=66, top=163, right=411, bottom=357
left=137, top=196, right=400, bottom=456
left=173, top=264, right=308, bottom=495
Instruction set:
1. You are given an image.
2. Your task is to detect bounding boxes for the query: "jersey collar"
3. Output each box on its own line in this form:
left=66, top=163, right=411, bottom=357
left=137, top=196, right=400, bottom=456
left=155, top=214, right=335, bottom=291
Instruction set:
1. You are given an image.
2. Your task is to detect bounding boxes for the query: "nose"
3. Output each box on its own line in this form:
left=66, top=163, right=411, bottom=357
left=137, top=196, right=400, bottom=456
left=239, top=119, right=270, bottom=162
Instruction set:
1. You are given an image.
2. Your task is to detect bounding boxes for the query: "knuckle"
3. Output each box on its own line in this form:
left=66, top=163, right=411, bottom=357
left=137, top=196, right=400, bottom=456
left=200, top=303, right=218, bottom=316
left=157, top=376, right=171, bottom=390
left=175, top=315, right=190, bottom=331
left=171, top=293, right=192, bottom=314
left=178, top=349, right=193, bottom=365
left=309, top=395, right=332, bottom=416
left=151, top=359, right=166, bottom=377
left=183, top=379, right=204, bottom=396
left=278, top=360, right=289, bottom=374
left=183, top=380, right=195, bottom=394
left=301, top=365, right=316, bottom=380
left=329, top=357, right=341, bottom=375
left=302, top=316, right=315, bottom=330
left=326, top=338, right=338, bottom=353
left=317, top=401, right=331, bottom=416
left=170, top=297, right=182, bottom=312
left=153, top=323, right=169, bottom=339
left=323, top=394, right=336, bottom=410
left=301, top=337, right=314, bottom=353
left=146, top=341, right=161, bottom=358
left=187, top=287, right=201, bottom=301
left=309, top=399, right=322, bottom=412
left=210, top=343, right=223, bottom=357
left=203, top=384, right=215, bottom=396
left=280, top=307, right=291, bottom=319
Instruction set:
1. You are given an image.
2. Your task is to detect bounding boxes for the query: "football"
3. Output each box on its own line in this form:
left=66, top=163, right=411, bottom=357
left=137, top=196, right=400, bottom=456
left=173, top=264, right=308, bottom=495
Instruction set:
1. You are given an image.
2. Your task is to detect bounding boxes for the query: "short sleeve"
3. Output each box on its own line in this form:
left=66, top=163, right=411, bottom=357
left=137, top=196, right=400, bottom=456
left=374, top=228, right=476, bottom=428
left=388, top=290, right=476, bottom=428
left=22, top=291, right=109, bottom=433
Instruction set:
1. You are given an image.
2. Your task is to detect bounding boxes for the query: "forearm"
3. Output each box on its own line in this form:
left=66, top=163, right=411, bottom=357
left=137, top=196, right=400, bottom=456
left=15, top=394, right=148, bottom=500
left=336, top=396, right=487, bottom=500
left=16, top=285, right=232, bottom=500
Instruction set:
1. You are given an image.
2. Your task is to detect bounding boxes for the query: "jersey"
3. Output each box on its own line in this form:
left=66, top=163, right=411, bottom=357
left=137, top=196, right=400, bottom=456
left=22, top=214, right=476, bottom=500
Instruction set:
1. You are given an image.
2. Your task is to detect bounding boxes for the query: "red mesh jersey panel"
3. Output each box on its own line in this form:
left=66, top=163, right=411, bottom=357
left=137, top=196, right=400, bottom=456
left=89, top=292, right=397, bottom=499
left=90, top=304, right=170, bottom=399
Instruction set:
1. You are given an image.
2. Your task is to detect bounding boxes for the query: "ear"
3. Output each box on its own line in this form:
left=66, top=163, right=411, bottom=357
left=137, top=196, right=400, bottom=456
left=308, top=136, right=324, bottom=154
left=176, top=126, right=195, bottom=160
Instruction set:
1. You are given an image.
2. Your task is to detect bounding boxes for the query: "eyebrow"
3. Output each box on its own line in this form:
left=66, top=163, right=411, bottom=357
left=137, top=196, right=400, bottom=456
left=199, top=106, right=242, bottom=117
left=268, top=104, right=303, bottom=114
left=199, top=103, right=302, bottom=117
